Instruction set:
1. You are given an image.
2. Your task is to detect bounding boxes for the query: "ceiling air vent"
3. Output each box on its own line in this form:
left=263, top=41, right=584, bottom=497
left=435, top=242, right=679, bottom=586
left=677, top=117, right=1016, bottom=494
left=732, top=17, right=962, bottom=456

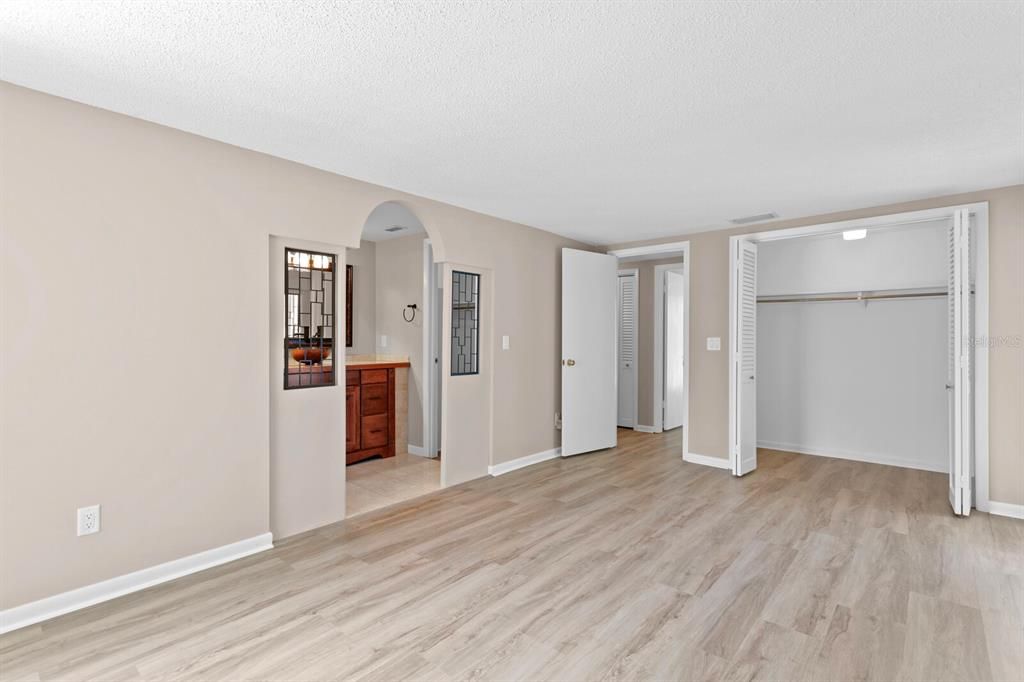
left=384, top=225, right=406, bottom=233
left=729, top=212, right=779, bottom=225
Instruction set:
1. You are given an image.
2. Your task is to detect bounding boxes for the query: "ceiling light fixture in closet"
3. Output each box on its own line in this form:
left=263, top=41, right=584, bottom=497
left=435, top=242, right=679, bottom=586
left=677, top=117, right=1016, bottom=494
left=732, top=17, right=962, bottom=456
left=842, top=229, right=867, bottom=241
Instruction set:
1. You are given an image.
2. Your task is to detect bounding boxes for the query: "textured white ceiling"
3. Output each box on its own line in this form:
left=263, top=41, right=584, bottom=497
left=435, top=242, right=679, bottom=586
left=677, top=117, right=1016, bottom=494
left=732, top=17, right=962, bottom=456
left=1, top=1, right=1021, bottom=245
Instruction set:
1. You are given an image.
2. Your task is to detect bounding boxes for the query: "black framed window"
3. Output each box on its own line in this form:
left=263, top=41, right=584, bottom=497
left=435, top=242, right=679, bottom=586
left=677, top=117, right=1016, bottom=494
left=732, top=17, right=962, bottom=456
left=285, top=248, right=336, bottom=389
left=451, top=271, right=479, bottom=376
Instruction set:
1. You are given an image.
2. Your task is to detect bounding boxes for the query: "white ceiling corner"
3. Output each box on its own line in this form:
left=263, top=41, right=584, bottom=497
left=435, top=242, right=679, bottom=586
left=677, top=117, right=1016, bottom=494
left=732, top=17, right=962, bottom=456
left=1, top=1, right=1021, bottom=245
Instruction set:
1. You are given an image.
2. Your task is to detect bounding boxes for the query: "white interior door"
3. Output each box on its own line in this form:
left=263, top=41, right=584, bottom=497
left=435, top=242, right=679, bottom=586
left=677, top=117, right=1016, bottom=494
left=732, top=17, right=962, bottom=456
left=562, top=248, right=618, bottom=456
left=947, top=209, right=973, bottom=515
left=664, top=269, right=686, bottom=431
left=617, top=272, right=637, bottom=428
left=731, top=240, right=758, bottom=476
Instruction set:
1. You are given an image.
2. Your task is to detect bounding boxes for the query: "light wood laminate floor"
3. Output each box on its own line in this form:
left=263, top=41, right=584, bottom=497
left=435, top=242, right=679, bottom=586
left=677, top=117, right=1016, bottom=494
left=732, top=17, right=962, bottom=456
left=346, top=450, right=441, bottom=517
left=2, top=429, right=1022, bottom=681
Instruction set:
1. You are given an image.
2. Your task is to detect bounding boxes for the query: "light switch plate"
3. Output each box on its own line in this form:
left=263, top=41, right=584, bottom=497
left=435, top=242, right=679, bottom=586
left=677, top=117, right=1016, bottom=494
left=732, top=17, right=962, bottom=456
left=502, top=335, right=510, bottom=350
left=380, top=335, right=388, bottom=348
left=707, top=337, right=721, bottom=351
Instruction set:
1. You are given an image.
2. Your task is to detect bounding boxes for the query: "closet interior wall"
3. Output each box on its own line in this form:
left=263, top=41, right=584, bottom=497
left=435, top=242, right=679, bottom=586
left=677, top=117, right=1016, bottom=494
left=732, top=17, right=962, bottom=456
left=756, top=221, right=951, bottom=472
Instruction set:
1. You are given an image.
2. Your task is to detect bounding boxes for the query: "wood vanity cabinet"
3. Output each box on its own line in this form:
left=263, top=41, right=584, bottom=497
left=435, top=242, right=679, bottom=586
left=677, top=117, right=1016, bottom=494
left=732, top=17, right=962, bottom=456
left=345, top=367, right=396, bottom=465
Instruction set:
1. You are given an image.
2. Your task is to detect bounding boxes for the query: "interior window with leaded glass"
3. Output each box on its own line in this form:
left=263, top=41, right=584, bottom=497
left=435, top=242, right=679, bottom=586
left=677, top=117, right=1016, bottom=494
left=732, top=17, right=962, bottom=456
left=451, top=270, right=480, bottom=376
left=285, top=248, right=335, bottom=389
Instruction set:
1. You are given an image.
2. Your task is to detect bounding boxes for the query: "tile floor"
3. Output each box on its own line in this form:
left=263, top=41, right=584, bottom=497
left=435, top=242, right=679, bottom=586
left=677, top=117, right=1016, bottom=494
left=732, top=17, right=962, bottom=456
left=345, top=450, right=441, bottom=517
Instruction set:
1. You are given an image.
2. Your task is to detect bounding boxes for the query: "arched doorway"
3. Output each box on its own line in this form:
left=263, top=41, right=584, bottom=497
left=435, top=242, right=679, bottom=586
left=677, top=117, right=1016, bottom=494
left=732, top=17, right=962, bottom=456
left=344, top=201, right=443, bottom=516
left=269, top=198, right=490, bottom=538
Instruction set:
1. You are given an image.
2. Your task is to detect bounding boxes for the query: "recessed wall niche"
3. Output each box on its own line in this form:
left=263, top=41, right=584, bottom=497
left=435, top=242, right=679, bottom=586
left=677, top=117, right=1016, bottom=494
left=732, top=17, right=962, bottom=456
left=285, top=248, right=336, bottom=389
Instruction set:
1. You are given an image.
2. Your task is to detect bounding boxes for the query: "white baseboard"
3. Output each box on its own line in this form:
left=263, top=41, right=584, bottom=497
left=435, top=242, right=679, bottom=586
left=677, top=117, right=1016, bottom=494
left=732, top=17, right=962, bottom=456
left=489, top=447, right=561, bottom=476
left=406, top=444, right=427, bottom=457
left=683, top=452, right=731, bottom=469
left=634, top=425, right=659, bottom=433
left=0, top=533, right=273, bottom=635
left=757, top=440, right=947, bottom=474
left=987, top=501, right=1024, bottom=520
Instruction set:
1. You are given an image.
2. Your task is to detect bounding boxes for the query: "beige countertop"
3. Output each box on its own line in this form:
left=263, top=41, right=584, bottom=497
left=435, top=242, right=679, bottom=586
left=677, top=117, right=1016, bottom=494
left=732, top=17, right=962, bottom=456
left=345, top=355, right=411, bottom=369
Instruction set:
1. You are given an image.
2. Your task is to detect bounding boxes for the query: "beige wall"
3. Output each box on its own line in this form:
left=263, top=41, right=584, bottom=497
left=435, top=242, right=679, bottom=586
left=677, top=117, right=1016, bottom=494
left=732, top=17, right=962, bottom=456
left=441, top=262, right=494, bottom=485
left=374, top=235, right=427, bottom=448
left=0, top=83, right=588, bottom=609
left=623, top=257, right=685, bottom=428
left=608, top=185, right=1024, bottom=506
left=270, top=237, right=347, bottom=540
left=345, top=240, right=377, bottom=355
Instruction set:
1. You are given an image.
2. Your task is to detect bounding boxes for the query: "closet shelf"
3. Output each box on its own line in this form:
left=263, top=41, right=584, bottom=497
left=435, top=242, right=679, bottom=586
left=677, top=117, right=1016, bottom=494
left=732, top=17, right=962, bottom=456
left=757, top=286, right=952, bottom=304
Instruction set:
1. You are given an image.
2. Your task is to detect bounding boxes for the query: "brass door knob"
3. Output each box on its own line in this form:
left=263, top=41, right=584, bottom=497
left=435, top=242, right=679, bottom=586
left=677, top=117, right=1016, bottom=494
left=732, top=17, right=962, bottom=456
left=565, top=359, right=576, bottom=366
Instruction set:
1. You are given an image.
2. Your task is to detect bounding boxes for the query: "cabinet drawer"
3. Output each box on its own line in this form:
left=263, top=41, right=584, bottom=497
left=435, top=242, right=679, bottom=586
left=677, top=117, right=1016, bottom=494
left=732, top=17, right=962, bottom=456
left=361, top=414, right=389, bottom=448
left=360, top=368, right=389, bottom=385
left=346, top=370, right=360, bottom=386
left=360, top=383, right=388, bottom=415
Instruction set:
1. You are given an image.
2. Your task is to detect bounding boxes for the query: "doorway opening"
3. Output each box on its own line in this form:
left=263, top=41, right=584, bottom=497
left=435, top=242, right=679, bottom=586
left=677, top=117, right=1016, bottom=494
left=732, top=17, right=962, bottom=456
left=561, top=242, right=690, bottom=460
left=728, top=203, right=990, bottom=516
left=423, top=239, right=443, bottom=460
left=344, top=201, right=441, bottom=517
left=602, top=242, right=692, bottom=459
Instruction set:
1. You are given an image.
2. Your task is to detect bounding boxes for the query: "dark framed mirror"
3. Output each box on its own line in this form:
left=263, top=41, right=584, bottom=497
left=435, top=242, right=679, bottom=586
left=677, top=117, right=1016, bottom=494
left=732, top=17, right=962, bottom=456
left=346, top=264, right=353, bottom=348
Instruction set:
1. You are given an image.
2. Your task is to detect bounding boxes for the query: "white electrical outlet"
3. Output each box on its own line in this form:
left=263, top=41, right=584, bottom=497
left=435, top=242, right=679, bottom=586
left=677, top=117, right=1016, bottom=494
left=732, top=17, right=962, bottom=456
left=502, top=335, right=510, bottom=350
left=77, top=505, right=101, bottom=536
left=380, top=335, right=388, bottom=348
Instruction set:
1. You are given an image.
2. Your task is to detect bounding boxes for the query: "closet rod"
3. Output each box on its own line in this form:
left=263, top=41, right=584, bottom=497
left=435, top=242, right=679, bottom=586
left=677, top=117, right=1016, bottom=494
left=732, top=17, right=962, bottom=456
left=757, top=288, right=949, bottom=304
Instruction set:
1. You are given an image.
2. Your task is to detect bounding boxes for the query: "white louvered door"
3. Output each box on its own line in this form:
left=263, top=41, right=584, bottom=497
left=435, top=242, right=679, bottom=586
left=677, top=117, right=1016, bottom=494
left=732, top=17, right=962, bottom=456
left=732, top=240, right=758, bottom=476
left=617, top=273, right=637, bottom=428
left=947, top=209, right=973, bottom=515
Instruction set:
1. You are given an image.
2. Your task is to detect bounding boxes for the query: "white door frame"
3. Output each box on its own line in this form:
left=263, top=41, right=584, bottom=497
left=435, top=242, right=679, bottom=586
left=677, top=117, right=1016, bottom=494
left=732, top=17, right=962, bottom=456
left=727, top=203, right=990, bottom=511
left=653, top=262, right=689, bottom=441
left=607, top=241, right=691, bottom=461
left=617, top=268, right=639, bottom=429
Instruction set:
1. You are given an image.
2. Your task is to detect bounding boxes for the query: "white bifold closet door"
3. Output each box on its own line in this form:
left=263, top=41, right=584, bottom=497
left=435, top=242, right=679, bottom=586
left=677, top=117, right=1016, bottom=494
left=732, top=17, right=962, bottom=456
left=731, top=240, right=758, bottom=476
left=947, top=208, right=973, bottom=516
left=617, top=273, right=637, bottom=428
left=562, top=248, right=618, bottom=457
